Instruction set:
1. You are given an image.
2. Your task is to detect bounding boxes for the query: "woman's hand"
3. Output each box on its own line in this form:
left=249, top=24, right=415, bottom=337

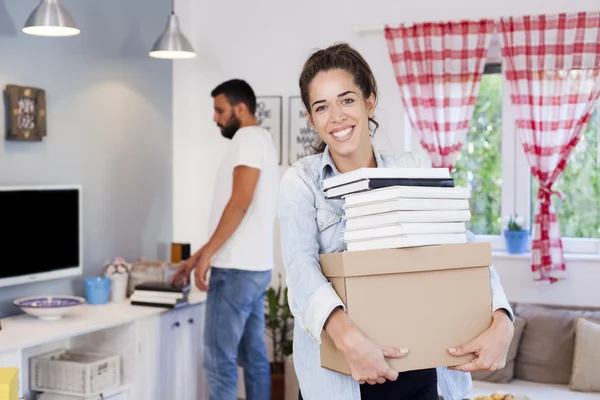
left=340, top=328, right=407, bottom=385
left=325, top=308, right=407, bottom=385
left=448, top=310, right=514, bottom=372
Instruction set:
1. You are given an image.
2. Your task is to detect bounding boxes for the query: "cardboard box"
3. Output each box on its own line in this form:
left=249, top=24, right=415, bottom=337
left=319, top=242, right=493, bottom=375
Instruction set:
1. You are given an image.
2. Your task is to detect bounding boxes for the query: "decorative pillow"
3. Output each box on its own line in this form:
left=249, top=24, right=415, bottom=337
left=570, top=317, right=600, bottom=392
left=514, top=304, right=600, bottom=384
left=471, top=316, right=526, bottom=383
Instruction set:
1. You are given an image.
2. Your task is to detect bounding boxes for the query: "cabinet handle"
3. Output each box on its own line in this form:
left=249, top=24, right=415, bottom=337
left=172, top=321, right=180, bottom=328
left=188, top=318, right=194, bottom=324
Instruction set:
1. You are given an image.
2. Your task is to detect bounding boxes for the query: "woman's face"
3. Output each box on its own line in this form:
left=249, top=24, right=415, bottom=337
left=307, top=69, right=375, bottom=157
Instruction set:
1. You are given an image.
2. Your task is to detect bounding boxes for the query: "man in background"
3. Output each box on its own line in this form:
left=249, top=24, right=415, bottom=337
left=172, top=79, right=279, bottom=400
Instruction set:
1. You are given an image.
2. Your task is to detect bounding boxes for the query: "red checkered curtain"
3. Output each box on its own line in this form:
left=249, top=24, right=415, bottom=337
left=499, top=12, right=600, bottom=282
left=385, top=20, right=495, bottom=170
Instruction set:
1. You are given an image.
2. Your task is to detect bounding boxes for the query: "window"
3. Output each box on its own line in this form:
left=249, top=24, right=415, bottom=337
left=453, top=72, right=503, bottom=235
left=531, top=109, right=600, bottom=240
left=403, top=66, right=600, bottom=255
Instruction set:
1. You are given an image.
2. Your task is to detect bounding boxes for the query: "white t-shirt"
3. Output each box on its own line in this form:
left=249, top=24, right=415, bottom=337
left=208, top=126, right=279, bottom=271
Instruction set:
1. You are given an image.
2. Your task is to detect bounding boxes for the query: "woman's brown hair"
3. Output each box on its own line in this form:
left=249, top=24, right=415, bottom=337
left=299, top=42, right=380, bottom=153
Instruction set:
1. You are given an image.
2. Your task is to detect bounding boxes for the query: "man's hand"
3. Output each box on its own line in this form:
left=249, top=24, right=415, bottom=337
left=448, top=310, right=514, bottom=373
left=171, top=166, right=259, bottom=290
left=171, top=245, right=205, bottom=286
left=193, top=250, right=212, bottom=291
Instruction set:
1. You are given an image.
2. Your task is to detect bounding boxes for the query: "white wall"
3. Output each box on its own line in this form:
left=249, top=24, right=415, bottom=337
left=492, top=253, right=600, bottom=308
left=172, top=0, right=600, bottom=306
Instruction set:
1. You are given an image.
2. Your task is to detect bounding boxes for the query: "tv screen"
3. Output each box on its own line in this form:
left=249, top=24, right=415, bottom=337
left=0, top=186, right=82, bottom=286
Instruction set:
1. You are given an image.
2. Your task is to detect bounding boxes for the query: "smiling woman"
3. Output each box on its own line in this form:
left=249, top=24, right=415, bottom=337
left=299, top=44, right=380, bottom=172
left=278, top=42, right=515, bottom=400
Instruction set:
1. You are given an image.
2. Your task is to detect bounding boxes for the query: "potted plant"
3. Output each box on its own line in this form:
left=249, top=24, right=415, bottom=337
left=503, top=214, right=529, bottom=254
left=265, top=274, right=293, bottom=400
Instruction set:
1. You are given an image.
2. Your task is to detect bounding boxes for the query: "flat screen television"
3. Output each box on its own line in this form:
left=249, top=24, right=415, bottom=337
left=0, top=185, right=82, bottom=288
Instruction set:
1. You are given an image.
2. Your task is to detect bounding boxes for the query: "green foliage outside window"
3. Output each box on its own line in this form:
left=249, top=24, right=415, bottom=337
left=531, top=109, right=600, bottom=238
left=453, top=74, right=503, bottom=235
left=453, top=71, right=600, bottom=239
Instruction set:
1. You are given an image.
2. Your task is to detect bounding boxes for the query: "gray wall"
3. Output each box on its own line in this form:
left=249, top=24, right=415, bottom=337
left=0, top=0, right=173, bottom=316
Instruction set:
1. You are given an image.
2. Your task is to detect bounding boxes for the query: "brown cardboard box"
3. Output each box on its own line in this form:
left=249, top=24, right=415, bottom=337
left=318, top=242, right=493, bottom=375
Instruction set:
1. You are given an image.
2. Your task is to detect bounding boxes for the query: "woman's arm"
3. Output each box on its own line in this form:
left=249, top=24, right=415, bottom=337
left=277, top=166, right=404, bottom=384
left=277, top=166, right=346, bottom=342
left=465, top=231, right=515, bottom=321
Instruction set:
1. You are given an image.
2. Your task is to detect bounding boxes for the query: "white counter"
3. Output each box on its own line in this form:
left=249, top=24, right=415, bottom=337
left=0, top=293, right=208, bottom=400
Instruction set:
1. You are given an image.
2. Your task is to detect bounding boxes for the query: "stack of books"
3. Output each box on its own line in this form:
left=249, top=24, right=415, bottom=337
left=323, top=167, right=455, bottom=199
left=323, top=167, right=472, bottom=252
left=130, top=281, right=190, bottom=309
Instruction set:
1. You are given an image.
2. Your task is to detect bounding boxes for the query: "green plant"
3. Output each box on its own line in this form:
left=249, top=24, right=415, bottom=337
left=265, top=274, right=293, bottom=374
left=506, top=214, right=524, bottom=231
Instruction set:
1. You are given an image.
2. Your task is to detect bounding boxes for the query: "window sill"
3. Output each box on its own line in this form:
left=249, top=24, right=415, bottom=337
left=492, top=251, right=600, bottom=263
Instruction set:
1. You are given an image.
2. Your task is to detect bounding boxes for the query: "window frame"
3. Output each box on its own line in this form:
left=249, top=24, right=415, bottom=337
left=402, top=66, right=600, bottom=256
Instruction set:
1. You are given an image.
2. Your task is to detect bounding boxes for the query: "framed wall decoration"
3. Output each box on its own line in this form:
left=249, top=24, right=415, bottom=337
left=288, top=96, right=320, bottom=165
left=4, top=84, right=47, bottom=142
left=255, top=96, right=282, bottom=164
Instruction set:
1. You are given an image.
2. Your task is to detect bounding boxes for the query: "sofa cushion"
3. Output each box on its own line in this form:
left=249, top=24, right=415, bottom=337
left=514, top=304, right=600, bottom=384
left=471, top=316, right=526, bottom=383
left=570, top=317, right=600, bottom=392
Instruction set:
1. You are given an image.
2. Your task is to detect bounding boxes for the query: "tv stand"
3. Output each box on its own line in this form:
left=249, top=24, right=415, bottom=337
left=0, top=295, right=208, bottom=400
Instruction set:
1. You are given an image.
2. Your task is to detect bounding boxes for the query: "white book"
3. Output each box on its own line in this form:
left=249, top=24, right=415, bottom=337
left=343, top=222, right=466, bottom=242
left=343, top=186, right=471, bottom=206
left=343, top=198, right=470, bottom=218
left=344, top=210, right=472, bottom=230
left=346, top=233, right=468, bottom=252
left=322, top=167, right=451, bottom=190
left=130, top=293, right=180, bottom=304
left=132, top=290, right=184, bottom=300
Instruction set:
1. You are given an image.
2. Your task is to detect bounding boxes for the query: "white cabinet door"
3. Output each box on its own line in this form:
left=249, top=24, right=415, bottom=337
left=169, top=303, right=208, bottom=400
left=178, top=307, right=195, bottom=400
left=169, top=309, right=187, bottom=400
left=135, top=311, right=181, bottom=400
left=182, top=303, right=208, bottom=400
left=134, top=315, right=163, bottom=400
left=134, top=303, right=208, bottom=400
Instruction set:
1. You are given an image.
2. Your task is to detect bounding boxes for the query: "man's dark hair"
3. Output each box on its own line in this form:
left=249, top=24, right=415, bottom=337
left=211, top=79, right=257, bottom=115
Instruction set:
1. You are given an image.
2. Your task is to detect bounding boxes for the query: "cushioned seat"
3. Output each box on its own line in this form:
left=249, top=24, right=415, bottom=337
left=468, top=379, right=600, bottom=400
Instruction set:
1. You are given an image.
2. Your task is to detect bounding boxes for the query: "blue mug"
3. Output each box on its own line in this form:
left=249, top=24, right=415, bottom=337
left=84, top=277, right=111, bottom=305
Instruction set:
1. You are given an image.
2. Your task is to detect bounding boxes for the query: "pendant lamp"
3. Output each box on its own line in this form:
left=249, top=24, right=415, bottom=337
left=149, top=0, right=196, bottom=59
left=22, top=0, right=80, bottom=37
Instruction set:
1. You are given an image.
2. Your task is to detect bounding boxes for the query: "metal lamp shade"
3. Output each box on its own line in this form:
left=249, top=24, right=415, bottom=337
left=22, top=0, right=80, bottom=37
left=149, top=13, right=196, bottom=59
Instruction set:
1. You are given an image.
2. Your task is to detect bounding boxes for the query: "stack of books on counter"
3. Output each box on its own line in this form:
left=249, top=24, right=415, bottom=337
left=323, top=167, right=472, bottom=252
left=130, top=281, right=190, bottom=309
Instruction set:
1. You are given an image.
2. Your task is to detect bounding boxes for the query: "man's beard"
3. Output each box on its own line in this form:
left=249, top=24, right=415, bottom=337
left=219, top=114, right=241, bottom=139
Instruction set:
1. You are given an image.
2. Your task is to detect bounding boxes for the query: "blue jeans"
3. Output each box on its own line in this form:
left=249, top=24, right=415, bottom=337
left=204, top=267, right=272, bottom=400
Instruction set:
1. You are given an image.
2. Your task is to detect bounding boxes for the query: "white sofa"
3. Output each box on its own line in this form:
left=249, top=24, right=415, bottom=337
left=468, top=379, right=600, bottom=400
left=465, top=302, right=600, bottom=400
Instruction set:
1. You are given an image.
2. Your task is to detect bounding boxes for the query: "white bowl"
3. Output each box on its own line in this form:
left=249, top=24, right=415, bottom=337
left=13, top=295, right=86, bottom=321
